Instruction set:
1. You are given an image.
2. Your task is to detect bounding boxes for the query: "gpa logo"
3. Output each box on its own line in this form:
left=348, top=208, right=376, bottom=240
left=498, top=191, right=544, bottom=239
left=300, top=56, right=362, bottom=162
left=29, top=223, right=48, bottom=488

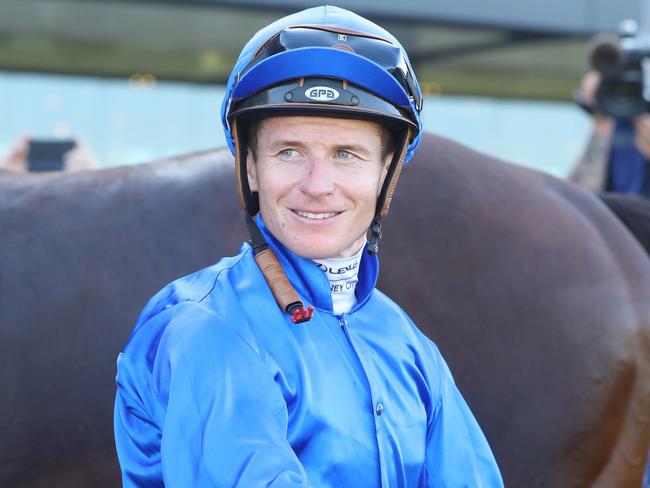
left=305, top=86, right=340, bottom=102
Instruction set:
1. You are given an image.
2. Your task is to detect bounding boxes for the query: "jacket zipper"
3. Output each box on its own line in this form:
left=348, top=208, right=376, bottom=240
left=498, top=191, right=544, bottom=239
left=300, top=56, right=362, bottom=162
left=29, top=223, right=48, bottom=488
left=337, top=313, right=386, bottom=487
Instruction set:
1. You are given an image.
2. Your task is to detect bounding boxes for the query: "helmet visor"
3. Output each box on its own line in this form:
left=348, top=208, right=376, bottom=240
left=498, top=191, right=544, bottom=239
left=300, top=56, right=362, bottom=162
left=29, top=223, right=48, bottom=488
left=238, top=26, right=423, bottom=112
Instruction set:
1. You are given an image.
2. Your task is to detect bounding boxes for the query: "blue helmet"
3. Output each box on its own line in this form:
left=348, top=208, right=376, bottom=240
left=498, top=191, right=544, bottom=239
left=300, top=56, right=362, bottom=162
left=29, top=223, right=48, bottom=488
left=221, top=5, right=423, bottom=220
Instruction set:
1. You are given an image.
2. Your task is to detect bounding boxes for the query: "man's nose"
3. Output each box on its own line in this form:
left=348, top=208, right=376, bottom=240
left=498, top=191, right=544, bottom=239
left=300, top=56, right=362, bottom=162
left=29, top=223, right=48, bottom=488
left=299, top=157, right=335, bottom=197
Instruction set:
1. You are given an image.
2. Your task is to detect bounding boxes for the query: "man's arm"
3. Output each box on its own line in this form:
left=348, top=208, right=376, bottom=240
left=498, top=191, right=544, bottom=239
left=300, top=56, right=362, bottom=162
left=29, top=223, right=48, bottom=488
left=569, top=129, right=612, bottom=192
left=114, top=302, right=308, bottom=487
left=569, top=70, right=613, bottom=192
left=633, top=115, right=650, bottom=160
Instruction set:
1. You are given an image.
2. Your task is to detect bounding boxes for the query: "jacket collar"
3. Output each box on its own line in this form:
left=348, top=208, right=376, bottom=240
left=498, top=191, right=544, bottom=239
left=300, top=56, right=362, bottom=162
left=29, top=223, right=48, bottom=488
left=256, top=214, right=379, bottom=314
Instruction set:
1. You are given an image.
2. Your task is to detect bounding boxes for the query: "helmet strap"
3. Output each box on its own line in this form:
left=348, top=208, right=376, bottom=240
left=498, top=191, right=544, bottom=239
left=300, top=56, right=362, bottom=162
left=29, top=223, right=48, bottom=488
left=367, top=216, right=383, bottom=255
left=368, top=128, right=412, bottom=255
left=377, top=128, right=411, bottom=218
left=232, top=118, right=260, bottom=215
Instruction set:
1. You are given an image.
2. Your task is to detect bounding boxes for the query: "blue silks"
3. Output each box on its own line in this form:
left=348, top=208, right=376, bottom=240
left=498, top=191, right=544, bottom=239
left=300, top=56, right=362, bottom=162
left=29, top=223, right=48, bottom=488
left=114, top=217, right=504, bottom=487
left=607, top=120, right=648, bottom=194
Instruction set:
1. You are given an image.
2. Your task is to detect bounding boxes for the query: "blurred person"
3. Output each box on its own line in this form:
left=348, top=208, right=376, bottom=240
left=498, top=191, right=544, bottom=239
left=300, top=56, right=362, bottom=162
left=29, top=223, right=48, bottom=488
left=0, top=133, right=32, bottom=172
left=113, top=5, right=503, bottom=487
left=0, top=133, right=100, bottom=172
left=570, top=70, right=650, bottom=197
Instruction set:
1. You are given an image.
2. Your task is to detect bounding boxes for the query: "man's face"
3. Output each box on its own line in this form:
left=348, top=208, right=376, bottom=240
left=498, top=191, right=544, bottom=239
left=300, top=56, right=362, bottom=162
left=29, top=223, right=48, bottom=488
left=247, top=116, right=390, bottom=260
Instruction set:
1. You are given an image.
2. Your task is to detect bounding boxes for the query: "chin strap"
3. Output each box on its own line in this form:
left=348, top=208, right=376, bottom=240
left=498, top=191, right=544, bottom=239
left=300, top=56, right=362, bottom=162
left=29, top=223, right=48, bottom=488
left=245, top=213, right=314, bottom=324
left=367, top=128, right=412, bottom=255
left=367, top=216, right=382, bottom=255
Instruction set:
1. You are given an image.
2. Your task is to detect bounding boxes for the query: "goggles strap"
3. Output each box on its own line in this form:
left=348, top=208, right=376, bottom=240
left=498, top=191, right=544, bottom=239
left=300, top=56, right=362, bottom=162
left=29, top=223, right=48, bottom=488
left=237, top=122, right=311, bottom=322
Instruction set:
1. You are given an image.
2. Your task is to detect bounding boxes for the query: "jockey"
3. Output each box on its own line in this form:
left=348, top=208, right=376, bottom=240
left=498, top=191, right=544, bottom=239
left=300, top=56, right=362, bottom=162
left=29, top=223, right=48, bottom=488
left=114, top=6, right=504, bottom=487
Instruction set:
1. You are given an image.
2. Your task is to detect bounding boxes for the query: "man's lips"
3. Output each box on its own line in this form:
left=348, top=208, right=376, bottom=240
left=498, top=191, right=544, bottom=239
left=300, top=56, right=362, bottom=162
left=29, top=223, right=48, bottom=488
left=290, top=209, right=342, bottom=220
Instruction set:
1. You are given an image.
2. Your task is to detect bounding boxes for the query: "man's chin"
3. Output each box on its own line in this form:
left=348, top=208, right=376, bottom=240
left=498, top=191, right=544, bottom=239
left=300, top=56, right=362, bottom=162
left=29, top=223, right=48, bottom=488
left=284, top=238, right=342, bottom=260
left=285, top=235, right=367, bottom=260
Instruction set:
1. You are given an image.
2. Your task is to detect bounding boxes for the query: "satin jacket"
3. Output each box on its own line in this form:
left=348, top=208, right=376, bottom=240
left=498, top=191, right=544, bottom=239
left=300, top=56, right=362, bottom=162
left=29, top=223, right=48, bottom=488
left=114, top=218, right=504, bottom=487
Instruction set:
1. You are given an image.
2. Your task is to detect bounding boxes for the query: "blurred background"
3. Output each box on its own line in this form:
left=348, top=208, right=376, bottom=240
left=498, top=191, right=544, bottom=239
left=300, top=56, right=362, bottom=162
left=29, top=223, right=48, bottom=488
left=0, top=0, right=642, bottom=176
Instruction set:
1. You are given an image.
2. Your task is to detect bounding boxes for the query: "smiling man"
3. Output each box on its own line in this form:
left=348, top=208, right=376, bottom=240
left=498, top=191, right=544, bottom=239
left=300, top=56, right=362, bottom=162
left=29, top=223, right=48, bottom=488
left=114, top=6, right=503, bottom=487
left=248, top=117, right=390, bottom=260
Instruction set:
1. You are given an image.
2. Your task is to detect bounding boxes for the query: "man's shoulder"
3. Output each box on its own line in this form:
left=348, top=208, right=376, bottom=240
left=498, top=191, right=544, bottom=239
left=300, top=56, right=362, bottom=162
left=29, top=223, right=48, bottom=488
left=121, top=244, right=261, bottom=361
left=146, top=244, right=254, bottom=312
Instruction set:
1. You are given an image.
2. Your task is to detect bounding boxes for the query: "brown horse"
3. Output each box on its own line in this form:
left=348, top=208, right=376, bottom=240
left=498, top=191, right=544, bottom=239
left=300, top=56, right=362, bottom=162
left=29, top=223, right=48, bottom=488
left=1, top=132, right=648, bottom=487
left=600, top=193, right=650, bottom=256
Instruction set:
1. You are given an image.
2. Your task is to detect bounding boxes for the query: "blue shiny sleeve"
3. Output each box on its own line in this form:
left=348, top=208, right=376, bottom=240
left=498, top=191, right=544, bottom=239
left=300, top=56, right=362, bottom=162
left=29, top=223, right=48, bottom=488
left=114, top=302, right=308, bottom=487
left=422, top=346, right=504, bottom=488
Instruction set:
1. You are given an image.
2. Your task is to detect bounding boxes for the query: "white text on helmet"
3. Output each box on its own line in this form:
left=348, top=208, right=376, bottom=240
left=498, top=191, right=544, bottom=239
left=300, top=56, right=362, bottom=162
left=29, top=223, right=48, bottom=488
left=305, top=87, right=340, bottom=102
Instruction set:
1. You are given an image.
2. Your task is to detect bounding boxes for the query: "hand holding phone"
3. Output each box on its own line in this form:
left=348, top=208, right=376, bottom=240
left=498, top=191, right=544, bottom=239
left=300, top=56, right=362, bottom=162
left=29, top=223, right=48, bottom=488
left=27, top=139, right=76, bottom=172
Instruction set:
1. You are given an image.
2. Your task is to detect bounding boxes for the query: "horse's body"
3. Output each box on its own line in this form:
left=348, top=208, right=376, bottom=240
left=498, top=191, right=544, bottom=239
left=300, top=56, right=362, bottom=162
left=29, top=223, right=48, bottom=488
left=1, top=133, right=648, bottom=486
left=600, top=192, right=650, bottom=256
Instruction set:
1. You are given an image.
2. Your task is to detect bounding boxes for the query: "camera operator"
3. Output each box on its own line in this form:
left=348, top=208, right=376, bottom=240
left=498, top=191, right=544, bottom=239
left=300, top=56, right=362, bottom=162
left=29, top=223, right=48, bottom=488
left=570, top=70, right=650, bottom=198
left=570, top=23, right=650, bottom=199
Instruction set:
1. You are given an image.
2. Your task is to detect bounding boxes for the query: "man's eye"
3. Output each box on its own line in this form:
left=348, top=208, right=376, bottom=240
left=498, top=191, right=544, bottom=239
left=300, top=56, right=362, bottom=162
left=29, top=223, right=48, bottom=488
left=336, top=150, right=353, bottom=160
left=279, top=149, right=298, bottom=158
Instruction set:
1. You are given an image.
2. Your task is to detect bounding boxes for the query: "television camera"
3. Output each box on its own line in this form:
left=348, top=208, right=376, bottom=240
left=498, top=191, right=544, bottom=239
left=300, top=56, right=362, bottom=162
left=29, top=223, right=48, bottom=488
left=590, top=20, right=650, bottom=119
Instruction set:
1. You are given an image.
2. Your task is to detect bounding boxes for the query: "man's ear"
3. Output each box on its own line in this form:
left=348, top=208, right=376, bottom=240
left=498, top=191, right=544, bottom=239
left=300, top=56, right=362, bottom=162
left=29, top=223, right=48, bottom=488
left=246, top=149, right=259, bottom=192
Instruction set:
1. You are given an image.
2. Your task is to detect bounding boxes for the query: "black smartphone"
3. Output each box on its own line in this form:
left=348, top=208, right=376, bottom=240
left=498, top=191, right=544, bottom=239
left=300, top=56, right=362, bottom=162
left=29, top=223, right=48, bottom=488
left=27, top=139, right=76, bottom=172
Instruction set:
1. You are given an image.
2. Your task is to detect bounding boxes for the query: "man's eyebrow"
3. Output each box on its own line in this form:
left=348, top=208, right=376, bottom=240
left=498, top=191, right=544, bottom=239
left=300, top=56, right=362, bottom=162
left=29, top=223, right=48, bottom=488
left=265, top=139, right=373, bottom=155
left=267, top=139, right=306, bottom=150
left=335, top=143, right=372, bottom=155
